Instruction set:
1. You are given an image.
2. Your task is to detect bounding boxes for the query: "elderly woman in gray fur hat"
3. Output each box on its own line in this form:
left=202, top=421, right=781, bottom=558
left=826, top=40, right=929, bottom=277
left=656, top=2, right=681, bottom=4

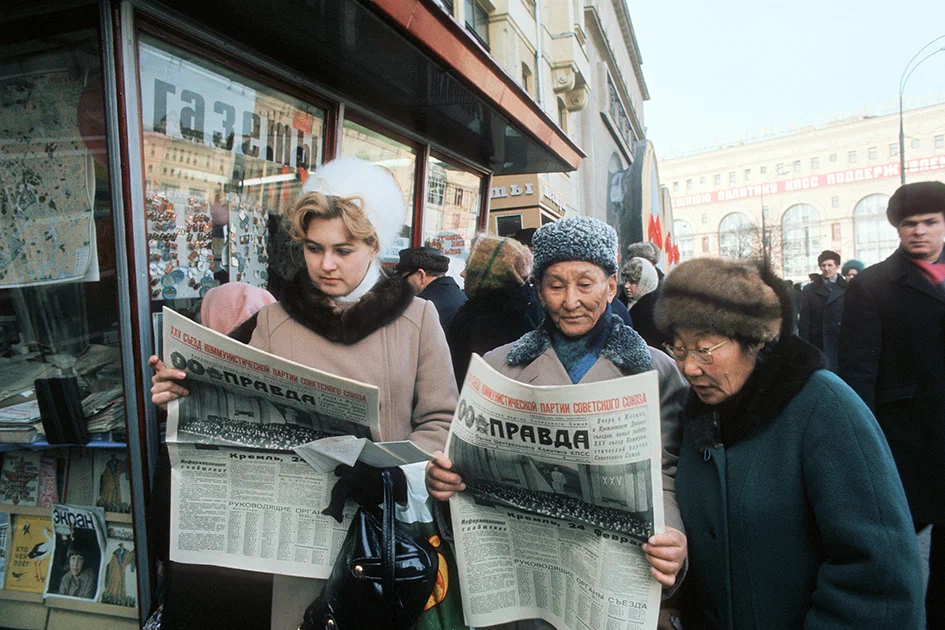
left=427, top=216, right=690, bottom=628
left=655, top=258, right=924, bottom=629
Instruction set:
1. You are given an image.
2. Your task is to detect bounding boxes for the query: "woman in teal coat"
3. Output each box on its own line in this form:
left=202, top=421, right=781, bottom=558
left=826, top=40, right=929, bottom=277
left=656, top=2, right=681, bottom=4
left=654, top=258, right=924, bottom=629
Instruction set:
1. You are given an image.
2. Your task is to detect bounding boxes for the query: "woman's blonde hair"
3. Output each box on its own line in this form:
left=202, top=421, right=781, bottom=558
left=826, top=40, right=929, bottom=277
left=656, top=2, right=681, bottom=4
left=284, top=191, right=379, bottom=251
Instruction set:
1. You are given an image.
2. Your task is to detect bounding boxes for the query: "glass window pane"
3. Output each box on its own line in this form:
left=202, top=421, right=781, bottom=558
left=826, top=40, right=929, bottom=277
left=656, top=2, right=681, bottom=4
left=422, top=155, right=483, bottom=284
left=0, top=29, right=125, bottom=388
left=1, top=20, right=138, bottom=571
left=139, top=37, right=326, bottom=310
left=340, top=120, right=416, bottom=263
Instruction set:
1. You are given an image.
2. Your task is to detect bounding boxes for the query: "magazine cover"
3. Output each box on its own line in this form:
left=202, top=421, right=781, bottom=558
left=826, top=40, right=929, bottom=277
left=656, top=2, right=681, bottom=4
left=4, top=513, right=53, bottom=593
left=44, top=504, right=107, bottom=601
left=0, top=511, right=9, bottom=589
left=92, top=450, right=131, bottom=513
left=0, top=451, right=41, bottom=506
left=101, top=524, right=136, bottom=607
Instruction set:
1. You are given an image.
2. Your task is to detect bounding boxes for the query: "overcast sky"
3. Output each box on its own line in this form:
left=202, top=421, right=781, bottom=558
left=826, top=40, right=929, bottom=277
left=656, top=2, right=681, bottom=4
left=626, top=0, right=945, bottom=158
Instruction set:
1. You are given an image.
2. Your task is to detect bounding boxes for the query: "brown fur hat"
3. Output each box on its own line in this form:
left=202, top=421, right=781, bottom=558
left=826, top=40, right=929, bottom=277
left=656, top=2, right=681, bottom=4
left=655, top=258, right=782, bottom=344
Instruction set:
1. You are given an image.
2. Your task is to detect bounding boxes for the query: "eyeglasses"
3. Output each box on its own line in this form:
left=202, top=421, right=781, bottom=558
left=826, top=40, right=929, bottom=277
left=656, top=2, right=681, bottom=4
left=663, top=339, right=730, bottom=365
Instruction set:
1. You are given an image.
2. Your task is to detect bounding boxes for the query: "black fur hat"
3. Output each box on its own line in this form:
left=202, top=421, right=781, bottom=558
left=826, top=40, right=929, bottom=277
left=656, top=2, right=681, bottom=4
left=886, top=181, right=945, bottom=227
left=394, top=246, right=449, bottom=275
left=817, top=250, right=840, bottom=266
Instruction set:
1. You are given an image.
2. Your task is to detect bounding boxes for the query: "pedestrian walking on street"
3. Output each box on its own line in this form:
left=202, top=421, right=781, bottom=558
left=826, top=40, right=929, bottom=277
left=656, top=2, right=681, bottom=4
left=839, top=180, right=945, bottom=629
left=798, top=250, right=847, bottom=370
left=396, top=245, right=467, bottom=332
left=446, top=234, right=542, bottom=385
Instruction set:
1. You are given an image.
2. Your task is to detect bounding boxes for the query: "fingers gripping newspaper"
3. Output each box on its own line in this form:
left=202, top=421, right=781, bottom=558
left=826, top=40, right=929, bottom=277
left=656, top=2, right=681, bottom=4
left=163, top=308, right=398, bottom=578
left=448, top=355, right=664, bottom=630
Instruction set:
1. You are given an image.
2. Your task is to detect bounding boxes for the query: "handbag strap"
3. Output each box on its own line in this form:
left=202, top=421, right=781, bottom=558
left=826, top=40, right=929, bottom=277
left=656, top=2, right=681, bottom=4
left=381, top=470, right=396, bottom=603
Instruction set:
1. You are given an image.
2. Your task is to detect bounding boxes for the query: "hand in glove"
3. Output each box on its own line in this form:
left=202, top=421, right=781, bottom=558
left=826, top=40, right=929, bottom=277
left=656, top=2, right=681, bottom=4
left=321, top=462, right=408, bottom=522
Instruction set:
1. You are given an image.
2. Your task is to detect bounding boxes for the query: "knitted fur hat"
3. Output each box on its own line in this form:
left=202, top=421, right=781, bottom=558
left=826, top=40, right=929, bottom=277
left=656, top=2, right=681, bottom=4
left=655, top=258, right=782, bottom=344
left=886, top=181, right=945, bottom=227
left=302, top=157, right=407, bottom=253
left=841, top=259, right=864, bottom=275
left=463, top=235, right=532, bottom=297
left=532, top=216, right=618, bottom=280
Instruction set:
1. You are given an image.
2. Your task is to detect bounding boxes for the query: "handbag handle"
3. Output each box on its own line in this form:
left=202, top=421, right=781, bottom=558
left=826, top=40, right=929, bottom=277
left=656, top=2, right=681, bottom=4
left=381, top=470, right=396, bottom=604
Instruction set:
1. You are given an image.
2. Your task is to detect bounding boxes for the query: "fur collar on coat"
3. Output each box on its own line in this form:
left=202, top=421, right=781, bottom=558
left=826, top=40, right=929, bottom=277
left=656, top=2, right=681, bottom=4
left=684, top=334, right=826, bottom=451
left=505, top=315, right=653, bottom=375
left=280, top=268, right=414, bottom=345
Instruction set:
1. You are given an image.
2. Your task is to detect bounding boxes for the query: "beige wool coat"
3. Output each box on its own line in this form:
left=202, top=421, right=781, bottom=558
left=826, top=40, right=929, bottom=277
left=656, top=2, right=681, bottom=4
left=253, top=271, right=457, bottom=629
left=250, top=299, right=456, bottom=453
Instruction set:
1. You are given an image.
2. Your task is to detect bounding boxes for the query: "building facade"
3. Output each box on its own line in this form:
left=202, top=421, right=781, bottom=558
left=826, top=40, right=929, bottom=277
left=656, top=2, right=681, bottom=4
left=462, top=0, right=663, bottom=258
left=662, top=102, right=945, bottom=280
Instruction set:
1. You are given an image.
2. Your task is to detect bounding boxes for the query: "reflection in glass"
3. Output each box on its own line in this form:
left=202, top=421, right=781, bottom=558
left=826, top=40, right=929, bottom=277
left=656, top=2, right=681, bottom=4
left=781, top=204, right=821, bottom=278
left=0, top=28, right=127, bottom=442
left=139, top=38, right=326, bottom=307
left=340, top=120, right=415, bottom=262
left=422, top=156, right=483, bottom=283
left=853, top=194, right=897, bottom=267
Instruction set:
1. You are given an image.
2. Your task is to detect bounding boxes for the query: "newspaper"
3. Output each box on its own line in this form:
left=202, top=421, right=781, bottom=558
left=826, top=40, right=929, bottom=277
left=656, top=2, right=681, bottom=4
left=163, top=307, right=385, bottom=578
left=447, top=355, right=664, bottom=630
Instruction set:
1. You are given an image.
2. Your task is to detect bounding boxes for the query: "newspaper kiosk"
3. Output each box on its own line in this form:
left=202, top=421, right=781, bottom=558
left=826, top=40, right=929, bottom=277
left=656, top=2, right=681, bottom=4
left=0, top=1, right=582, bottom=626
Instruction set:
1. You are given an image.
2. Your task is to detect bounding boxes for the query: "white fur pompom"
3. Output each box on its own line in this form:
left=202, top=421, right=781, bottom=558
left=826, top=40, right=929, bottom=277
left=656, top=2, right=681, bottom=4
left=302, top=157, right=407, bottom=253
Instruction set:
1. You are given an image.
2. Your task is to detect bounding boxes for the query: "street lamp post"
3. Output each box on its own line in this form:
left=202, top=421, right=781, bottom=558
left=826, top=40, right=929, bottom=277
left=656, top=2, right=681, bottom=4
left=898, top=36, right=945, bottom=184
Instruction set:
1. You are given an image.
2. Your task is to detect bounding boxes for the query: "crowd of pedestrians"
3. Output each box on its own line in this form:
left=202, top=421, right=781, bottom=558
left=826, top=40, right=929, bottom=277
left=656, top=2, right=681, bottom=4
left=146, top=154, right=943, bottom=629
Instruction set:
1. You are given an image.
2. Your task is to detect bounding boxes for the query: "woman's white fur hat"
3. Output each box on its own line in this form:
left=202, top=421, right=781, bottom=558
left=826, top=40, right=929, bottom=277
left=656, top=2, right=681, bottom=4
left=302, top=157, right=407, bottom=252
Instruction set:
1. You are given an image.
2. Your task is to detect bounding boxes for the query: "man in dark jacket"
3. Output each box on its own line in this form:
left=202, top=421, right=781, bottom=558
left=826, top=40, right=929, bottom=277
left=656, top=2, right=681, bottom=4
left=396, top=246, right=467, bottom=331
left=838, top=180, right=945, bottom=628
left=798, top=250, right=847, bottom=370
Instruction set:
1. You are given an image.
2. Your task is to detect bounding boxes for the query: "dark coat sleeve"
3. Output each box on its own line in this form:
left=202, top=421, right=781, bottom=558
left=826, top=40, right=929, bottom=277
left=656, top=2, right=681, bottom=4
left=797, top=287, right=811, bottom=342
left=800, top=385, right=924, bottom=628
left=610, top=297, right=633, bottom=328
left=837, top=278, right=881, bottom=411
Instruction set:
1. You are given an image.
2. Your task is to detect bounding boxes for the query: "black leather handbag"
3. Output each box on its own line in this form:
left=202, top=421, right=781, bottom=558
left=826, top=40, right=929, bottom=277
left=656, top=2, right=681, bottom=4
left=300, top=470, right=438, bottom=630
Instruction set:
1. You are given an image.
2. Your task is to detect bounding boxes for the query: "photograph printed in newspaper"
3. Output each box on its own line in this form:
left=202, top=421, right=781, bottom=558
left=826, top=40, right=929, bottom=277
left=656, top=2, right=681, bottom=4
left=44, top=504, right=107, bottom=602
left=162, top=308, right=382, bottom=578
left=447, top=354, right=664, bottom=630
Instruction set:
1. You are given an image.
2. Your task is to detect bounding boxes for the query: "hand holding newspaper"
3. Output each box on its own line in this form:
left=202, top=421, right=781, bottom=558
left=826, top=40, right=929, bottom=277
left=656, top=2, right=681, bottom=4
left=447, top=355, right=664, bottom=630
left=162, top=308, right=395, bottom=578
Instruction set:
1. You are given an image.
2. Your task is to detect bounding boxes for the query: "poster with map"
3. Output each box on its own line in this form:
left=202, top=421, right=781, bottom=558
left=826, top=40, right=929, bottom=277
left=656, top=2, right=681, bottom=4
left=0, top=59, right=99, bottom=287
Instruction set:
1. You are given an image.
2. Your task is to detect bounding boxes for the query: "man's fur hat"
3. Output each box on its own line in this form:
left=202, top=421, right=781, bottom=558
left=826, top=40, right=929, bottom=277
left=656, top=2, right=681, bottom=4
left=886, top=181, right=945, bottom=227
left=655, top=258, right=783, bottom=344
left=302, top=157, right=407, bottom=253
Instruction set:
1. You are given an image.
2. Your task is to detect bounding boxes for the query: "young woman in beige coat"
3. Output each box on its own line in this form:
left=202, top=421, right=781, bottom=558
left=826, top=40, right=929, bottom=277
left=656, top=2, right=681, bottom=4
left=150, top=157, right=458, bottom=628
